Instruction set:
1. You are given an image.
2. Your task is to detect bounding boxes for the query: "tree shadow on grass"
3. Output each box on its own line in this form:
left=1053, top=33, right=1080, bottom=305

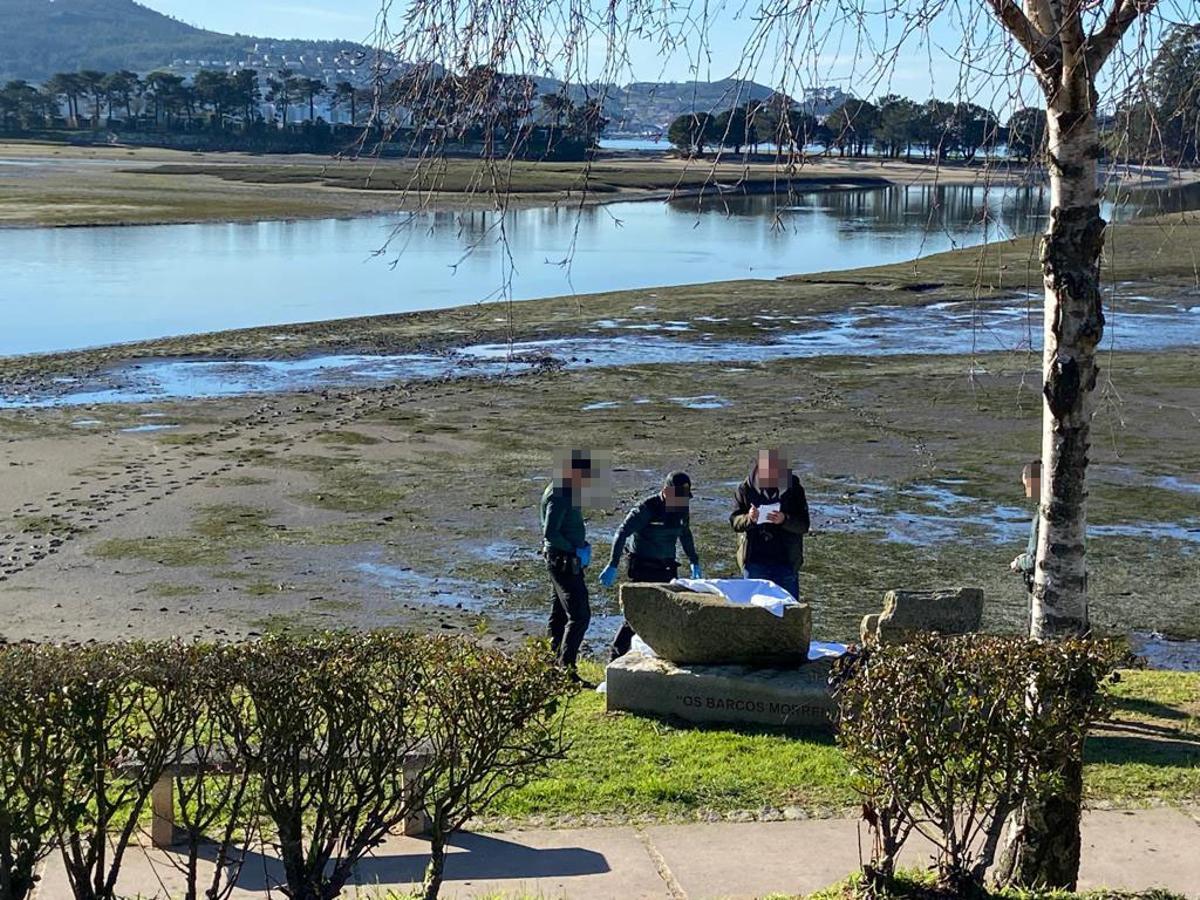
left=1086, top=729, right=1200, bottom=768
left=1110, top=694, right=1197, bottom=723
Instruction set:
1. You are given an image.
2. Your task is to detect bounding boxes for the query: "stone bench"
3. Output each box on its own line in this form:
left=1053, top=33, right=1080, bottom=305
left=138, top=745, right=433, bottom=849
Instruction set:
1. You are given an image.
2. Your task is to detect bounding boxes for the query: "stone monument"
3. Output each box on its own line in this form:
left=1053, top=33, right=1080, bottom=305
left=621, top=583, right=812, bottom=666
left=605, top=583, right=838, bottom=729
left=859, top=587, right=984, bottom=645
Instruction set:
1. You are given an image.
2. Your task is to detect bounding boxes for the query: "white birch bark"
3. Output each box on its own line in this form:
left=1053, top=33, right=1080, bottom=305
left=1028, top=3, right=1107, bottom=642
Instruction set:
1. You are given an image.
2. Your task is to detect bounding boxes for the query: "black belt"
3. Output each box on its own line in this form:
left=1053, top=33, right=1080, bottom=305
left=628, top=554, right=678, bottom=568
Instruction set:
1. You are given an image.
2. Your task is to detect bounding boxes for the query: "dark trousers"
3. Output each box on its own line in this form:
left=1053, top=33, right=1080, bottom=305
left=744, top=561, right=799, bottom=600
left=547, top=550, right=590, bottom=668
left=611, top=555, right=678, bottom=660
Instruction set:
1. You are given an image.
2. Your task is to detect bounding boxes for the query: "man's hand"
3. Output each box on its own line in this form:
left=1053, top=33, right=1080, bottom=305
left=766, top=510, right=786, bottom=525
left=1009, top=556, right=1023, bottom=574
left=599, top=565, right=619, bottom=588
left=748, top=506, right=759, bottom=523
left=690, top=563, right=703, bottom=579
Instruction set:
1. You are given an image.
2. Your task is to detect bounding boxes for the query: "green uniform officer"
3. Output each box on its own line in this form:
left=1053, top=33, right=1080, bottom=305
left=600, top=471, right=701, bottom=659
left=541, top=452, right=594, bottom=678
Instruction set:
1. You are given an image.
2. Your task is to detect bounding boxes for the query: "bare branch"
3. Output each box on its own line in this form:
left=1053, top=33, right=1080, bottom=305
left=986, top=0, right=1062, bottom=71
left=1087, top=0, right=1159, bottom=70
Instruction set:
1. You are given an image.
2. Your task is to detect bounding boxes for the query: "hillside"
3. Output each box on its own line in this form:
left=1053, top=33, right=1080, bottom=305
left=0, top=0, right=368, bottom=82
left=0, top=1, right=842, bottom=129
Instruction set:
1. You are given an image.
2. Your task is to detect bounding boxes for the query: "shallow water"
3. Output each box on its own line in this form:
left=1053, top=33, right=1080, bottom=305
left=356, top=560, right=497, bottom=613
left=1129, top=633, right=1200, bottom=671
left=6, top=294, right=1197, bottom=408
left=3, top=182, right=1198, bottom=356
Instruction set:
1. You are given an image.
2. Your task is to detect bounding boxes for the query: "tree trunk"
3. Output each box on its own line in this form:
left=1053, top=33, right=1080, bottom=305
left=422, top=831, right=448, bottom=900
left=1031, top=73, right=1103, bottom=642
left=996, top=755, right=1084, bottom=890
left=998, top=55, right=1105, bottom=894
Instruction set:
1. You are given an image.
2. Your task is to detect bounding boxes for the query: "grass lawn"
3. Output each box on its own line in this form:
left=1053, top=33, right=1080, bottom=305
left=806, top=871, right=1189, bottom=900
left=491, top=667, right=1200, bottom=825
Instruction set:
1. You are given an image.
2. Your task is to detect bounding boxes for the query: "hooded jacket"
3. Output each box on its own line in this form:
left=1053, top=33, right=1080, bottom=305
left=729, top=464, right=811, bottom=571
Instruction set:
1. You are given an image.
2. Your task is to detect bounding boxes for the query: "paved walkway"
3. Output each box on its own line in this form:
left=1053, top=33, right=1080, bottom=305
left=33, top=808, right=1200, bottom=899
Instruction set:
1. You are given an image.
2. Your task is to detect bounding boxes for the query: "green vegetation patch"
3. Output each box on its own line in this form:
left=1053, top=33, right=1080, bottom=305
left=294, top=460, right=409, bottom=513
left=13, top=513, right=81, bottom=535
left=315, top=429, right=383, bottom=447
left=146, top=582, right=204, bottom=599
left=91, top=504, right=306, bottom=567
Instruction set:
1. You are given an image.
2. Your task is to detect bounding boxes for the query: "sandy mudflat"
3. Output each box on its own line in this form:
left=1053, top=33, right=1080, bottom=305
left=1, top=340, right=1198, bottom=649
left=1, top=209, right=1197, bottom=649
left=7, top=140, right=1191, bottom=228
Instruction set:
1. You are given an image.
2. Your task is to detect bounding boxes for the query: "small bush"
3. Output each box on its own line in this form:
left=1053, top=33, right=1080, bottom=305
left=161, top=642, right=260, bottom=900
left=416, top=638, right=569, bottom=900
left=46, top=642, right=197, bottom=900
left=833, top=635, right=1122, bottom=896
left=228, top=632, right=431, bottom=900
left=0, top=645, right=77, bottom=900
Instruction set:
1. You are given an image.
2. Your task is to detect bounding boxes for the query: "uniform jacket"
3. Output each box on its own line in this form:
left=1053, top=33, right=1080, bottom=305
left=540, top=482, right=587, bottom=554
left=606, top=493, right=699, bottom=568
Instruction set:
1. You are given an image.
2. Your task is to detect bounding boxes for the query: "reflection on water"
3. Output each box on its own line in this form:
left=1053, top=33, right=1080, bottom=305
left=3, top=183, right=1196, bottom=357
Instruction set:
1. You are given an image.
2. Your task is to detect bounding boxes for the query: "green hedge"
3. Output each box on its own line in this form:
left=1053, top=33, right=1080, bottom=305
left=0, top=634, right=569, bottom=900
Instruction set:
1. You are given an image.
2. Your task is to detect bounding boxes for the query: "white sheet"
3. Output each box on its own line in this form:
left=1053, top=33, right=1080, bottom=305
left=669, top=577, right=798, bottom=618
left=615, top=633, right=849, bottom=665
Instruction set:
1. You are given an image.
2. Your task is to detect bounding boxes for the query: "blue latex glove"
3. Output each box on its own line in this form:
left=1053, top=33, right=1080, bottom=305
left=599, top=564, right=619, bottom=588
left=576, top=543, right=592, bottom=567
left=690, top=563, right=703, bottom=579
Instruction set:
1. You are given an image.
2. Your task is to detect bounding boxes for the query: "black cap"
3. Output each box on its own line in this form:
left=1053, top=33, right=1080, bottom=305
left=664, top=471, right=693, bottom=497
left=569, top=450, right=592, bottom=473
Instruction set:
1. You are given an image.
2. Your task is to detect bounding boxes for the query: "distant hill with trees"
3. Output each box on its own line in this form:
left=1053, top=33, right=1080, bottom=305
left=0, top=0, right=370, bottom=83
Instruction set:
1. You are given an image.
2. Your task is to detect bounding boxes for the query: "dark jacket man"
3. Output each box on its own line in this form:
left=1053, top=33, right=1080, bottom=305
left=606, top=495, right=699, bottom=573
left=730, top=451, right=810, bottom=598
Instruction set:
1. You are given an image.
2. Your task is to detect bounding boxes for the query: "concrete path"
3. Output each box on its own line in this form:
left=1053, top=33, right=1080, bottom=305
left=32, top=808, right=1200, bottom=899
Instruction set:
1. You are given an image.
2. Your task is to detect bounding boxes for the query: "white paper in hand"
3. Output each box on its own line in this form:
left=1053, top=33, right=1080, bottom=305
left=757, top=502, right=780, bottom=522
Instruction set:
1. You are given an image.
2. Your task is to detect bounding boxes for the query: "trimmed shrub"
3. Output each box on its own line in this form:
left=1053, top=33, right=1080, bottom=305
left=160, top=642, right=260, bottom=900
left=0, top=645, right=78, bottom=900
left=416, top=638, right=569, bottom=900
left=45, top=642, right=197, bottom=900
left=0, top=633, right=572, bottom=900
left=833, top=634, right=1122, bottom=895
left=228, top=632, right=432, bottom=900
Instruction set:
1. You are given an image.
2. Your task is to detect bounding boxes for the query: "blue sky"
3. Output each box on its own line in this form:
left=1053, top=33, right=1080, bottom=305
left=140, top=1, right=384, bottom=44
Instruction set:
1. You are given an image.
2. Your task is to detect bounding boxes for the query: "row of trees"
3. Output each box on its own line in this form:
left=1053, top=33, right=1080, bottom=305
left=0, top=66, right=609, bottom=159
left=0, top=67, right=366, bottom=131
left=665, top=22, right=1199, bottom=168
left=667, top=96, right=1045, bottom=162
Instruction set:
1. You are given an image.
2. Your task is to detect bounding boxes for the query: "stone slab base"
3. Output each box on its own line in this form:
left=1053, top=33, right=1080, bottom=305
left=605, top=651, right=835, bottom=730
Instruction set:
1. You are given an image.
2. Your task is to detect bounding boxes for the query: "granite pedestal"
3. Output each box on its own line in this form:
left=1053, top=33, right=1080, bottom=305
left=605, top=651, right=836, bottom=730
